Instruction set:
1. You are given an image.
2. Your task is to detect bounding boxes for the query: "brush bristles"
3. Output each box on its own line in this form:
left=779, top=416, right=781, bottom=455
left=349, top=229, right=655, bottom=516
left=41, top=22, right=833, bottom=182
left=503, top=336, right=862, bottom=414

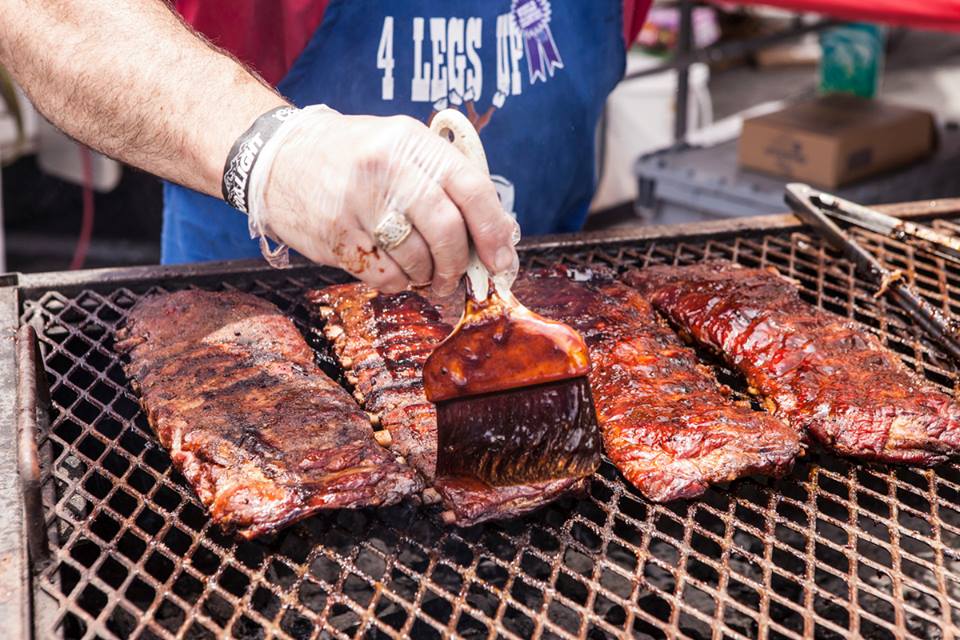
left=435, top=377, right=602, bottom=486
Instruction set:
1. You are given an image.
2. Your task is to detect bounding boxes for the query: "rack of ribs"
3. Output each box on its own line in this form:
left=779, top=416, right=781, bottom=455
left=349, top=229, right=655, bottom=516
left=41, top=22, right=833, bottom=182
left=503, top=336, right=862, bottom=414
left=115, top=290, right=422, bottom=539
left=510, top=268, right=799, bottom=501
left=311, top=269, right=799, bottom=506
left=627, top=261, right=960, bottom=465
left=307, top=286, right=586, bottom=526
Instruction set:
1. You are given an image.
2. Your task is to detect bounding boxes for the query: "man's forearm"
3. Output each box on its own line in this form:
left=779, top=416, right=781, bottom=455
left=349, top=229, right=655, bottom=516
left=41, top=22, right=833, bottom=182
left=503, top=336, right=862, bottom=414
left=0, top=0, right=289, bottom=197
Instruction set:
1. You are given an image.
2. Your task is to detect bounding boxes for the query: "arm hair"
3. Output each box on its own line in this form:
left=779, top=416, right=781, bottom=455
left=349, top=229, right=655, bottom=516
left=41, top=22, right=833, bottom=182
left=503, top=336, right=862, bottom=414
left=0, top=0, right=289, bottom=197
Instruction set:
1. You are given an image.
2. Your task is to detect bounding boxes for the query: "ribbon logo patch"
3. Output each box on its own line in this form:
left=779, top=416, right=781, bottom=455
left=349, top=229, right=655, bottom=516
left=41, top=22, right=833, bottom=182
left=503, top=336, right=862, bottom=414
left=511, top=0, right=564, bottom=84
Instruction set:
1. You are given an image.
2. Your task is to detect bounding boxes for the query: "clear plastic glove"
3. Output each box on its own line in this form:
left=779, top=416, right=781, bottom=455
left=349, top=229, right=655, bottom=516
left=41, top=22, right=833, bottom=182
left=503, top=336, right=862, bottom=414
left=245, top=105, right=519, bottom=295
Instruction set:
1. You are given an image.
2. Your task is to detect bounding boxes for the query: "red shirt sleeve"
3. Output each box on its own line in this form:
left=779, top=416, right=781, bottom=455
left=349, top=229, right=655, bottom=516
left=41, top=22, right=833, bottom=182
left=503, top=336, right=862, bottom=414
left=175, top=0, right=329, bottom=86
left=623, top=0, right=652, bottom=46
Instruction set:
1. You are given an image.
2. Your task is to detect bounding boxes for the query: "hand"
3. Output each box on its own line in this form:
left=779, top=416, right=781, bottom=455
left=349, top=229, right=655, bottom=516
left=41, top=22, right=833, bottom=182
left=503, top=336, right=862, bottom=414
left=255, top=107, right=518, bottom=294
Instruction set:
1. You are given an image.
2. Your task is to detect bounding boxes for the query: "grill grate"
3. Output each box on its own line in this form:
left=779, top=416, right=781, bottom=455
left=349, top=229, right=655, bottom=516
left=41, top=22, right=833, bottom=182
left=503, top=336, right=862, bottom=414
left=17, top=219, right=960, bottom=639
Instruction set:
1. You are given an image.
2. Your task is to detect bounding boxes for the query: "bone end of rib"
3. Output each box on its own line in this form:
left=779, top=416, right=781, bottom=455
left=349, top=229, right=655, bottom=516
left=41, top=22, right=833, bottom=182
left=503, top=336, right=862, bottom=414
left=324, top=324, right=344, bottom=340
left=373, top=429, right=392, bottom=447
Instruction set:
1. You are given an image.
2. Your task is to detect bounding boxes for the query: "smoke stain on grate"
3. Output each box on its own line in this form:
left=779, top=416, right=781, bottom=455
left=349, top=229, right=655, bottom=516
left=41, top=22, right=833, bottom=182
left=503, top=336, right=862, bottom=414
left=17, top=222, right=960, bottom=639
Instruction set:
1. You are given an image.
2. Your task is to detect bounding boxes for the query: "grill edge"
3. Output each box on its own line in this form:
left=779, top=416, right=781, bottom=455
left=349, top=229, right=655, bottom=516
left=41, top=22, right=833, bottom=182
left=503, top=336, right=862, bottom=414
left=9, top=204, right=960, bottom=640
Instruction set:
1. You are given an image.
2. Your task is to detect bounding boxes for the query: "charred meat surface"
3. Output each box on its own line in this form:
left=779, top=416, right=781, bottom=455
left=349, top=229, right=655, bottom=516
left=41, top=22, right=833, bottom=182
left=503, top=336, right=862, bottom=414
left=511, top=268, right=800, bottom=502
left=307, top=285, right=587, bottom=526
left=115, top=290, right=422, bottom=539
left=627, top=261, right=960, bottom=465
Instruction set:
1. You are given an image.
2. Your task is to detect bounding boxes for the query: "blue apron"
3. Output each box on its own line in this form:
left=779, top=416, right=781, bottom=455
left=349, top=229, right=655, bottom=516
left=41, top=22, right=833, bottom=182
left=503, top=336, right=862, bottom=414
left=162, top=0, right=624, bottom=263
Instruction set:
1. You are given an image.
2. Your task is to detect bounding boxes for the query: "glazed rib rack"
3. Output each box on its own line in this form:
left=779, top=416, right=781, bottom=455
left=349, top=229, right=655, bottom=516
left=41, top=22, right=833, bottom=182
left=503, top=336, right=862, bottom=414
left=9, top=200, right=960, bottom=640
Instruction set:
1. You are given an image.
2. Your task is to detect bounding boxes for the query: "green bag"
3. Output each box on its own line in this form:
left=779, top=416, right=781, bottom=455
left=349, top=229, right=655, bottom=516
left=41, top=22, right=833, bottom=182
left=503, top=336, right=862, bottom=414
left=819, top=23, right=885, bottom=99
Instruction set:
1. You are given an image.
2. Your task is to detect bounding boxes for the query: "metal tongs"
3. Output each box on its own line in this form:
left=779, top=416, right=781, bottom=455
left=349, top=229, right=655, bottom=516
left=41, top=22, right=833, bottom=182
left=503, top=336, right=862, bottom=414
left=785, top=183, right=960, bottom=362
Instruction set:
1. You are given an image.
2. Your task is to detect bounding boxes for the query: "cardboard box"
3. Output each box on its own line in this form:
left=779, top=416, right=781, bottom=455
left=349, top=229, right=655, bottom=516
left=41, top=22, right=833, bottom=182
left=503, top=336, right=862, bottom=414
left=738, top=95, right=935, bottom=188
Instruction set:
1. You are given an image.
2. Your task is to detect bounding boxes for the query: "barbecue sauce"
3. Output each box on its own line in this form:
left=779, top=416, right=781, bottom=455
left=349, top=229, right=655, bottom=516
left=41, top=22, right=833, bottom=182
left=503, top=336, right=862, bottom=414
left=422, top=284, right=591, bottom=402
left=422, top=277, right=600, bottom=486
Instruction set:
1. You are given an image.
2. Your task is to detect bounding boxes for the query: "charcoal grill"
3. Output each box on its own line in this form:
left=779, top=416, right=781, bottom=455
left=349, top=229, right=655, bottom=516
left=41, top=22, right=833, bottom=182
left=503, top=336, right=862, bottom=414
left=6, top=202, right=960, bottom=640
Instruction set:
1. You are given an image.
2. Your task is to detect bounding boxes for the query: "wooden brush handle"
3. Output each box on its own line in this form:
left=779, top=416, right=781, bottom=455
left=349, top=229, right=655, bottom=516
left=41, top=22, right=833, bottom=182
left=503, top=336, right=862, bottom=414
left=430, top=109, right=491, bottom=299
left=430, top=108, right=490, bottom=175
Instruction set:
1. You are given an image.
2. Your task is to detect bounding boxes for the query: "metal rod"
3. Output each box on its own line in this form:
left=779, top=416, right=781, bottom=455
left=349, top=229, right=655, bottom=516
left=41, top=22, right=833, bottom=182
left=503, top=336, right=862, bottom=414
left=0, top=166, right=5, bottom=273
left=15, top=325, right=51, bottom=569
left=786, top=184, right=960, bottom=362
left=0, top=287, right=30, bottom=640
left=811, top=188, right=960, bottom=266
left=673, top=0, right=693, bottom=142
left=625, top=19, right=837, bottom=81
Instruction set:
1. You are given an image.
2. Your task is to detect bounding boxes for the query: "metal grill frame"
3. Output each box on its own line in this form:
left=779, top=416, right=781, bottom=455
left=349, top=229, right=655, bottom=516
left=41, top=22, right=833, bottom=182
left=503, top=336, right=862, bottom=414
left=5, top=202, right=960, bottom=640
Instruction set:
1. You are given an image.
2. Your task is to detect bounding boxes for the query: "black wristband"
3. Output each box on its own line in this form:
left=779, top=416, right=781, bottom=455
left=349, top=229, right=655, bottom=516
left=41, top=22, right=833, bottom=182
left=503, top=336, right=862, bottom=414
left=221, top=106, right=298, bottom=213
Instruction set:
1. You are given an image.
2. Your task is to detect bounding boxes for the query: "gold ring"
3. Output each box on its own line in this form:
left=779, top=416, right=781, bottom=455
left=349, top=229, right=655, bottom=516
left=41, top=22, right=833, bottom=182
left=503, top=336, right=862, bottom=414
left=373, top=209, right=413, bottom=252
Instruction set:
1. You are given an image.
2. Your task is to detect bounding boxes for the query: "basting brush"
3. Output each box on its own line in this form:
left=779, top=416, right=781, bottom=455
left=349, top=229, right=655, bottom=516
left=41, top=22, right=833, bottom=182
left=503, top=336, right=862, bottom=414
left=422, top=110, right=601, bottom=487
